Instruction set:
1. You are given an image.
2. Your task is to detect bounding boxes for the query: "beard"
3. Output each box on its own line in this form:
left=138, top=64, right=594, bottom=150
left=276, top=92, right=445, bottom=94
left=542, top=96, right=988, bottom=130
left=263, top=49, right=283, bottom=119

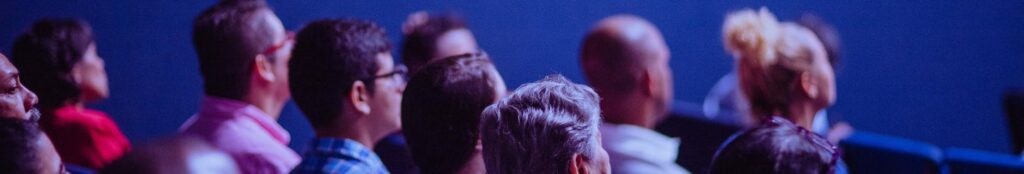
left=27, top=107, right=41, bottom=122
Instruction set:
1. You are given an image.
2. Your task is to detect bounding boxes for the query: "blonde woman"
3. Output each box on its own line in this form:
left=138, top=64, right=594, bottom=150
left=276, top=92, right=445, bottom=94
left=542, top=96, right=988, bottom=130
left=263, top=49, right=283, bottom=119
left=723, top=7, right=836, bottom=129
left=715, top=7, right=848, bottom=174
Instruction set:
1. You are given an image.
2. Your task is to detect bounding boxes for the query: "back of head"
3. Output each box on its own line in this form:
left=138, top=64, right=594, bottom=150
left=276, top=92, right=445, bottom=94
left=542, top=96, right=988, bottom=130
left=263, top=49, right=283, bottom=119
left=402, top=52, right=502, bottom=174
left=192, top=0, right=275, bottom=99
left=580, top=15, right=664, bottom=97
left=797, top=14, right=842, bottom=68
left=401, top=12, right=469, bottom=74
left=710, top=117, right=837, bottom=174
left=480, top=75, right=602, bottom=174
left=722, top=7, right=820, bottom=119
left=11, top=18, right=93, bottom=109
left=289, top=19, right=390, bottom=130
left=100, top=136, right=238, bottom=174
left=0, top=117, right=46, bottom=174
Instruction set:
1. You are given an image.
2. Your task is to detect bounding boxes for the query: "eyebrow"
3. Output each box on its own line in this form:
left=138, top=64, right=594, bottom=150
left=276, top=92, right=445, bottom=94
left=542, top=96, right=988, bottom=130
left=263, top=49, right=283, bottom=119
left=0, top=71, right=14, bottom=81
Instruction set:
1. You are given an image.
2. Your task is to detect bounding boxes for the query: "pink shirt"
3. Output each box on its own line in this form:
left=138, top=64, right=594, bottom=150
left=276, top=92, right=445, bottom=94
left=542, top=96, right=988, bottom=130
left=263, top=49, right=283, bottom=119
left=179, top=96, right=300, bottom=174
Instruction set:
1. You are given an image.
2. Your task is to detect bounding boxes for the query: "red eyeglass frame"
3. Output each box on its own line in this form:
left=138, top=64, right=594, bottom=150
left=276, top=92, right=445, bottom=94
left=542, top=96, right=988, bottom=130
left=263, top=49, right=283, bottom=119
left=261, top=31, right=295, bottom=56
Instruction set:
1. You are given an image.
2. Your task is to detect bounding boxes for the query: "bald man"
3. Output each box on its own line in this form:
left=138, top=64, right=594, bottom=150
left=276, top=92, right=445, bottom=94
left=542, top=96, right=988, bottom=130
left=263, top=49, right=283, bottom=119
left=580, top=15, right=690, bottom=174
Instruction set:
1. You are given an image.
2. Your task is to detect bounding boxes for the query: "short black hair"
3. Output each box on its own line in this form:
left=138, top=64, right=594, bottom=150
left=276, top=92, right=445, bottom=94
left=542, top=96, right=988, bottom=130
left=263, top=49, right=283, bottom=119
left=402, top=52, right=498, bottom=174
left=11, top=18, right=93, bottom=109
left=401, top=12, right=468, bottom=74
left=289, top=19, right=391, bottom=130
left=710, top=117, right=838, bottom=174
left=192, top=0, right=276, bottom=100
left=0, top=117, right=45, bottom=174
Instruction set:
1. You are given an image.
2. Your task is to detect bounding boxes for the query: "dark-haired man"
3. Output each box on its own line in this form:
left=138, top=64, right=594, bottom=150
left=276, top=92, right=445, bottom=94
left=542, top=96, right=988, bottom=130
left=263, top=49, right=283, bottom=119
left=0, top=117, right=64, bottom=174
left=402, top=52, right=506, bottom=174
left=178, top=0, right=299, bottom=173
left=288, top=19, right=405, bottom=174
left=0, top=54, right=39, bottom=121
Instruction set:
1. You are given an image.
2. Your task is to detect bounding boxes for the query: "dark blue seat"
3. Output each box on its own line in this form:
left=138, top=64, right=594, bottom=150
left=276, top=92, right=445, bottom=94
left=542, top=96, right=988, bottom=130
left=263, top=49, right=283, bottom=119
left=1004, top=87, right=1024, bottom=153
left=655, top=101, right=743, bottom=174
left=944, top=147, right=1024, bottom=174
left=839, top=130, right=944, bottom=174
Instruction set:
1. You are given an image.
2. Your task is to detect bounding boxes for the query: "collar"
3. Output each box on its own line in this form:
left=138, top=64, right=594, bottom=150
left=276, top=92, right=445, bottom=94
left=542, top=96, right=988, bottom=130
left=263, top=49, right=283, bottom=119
left=198, top=96, right=291, bottom=144
left=600, top=122, right=681, bottom=160
left=307, top=137, right=383, bottom=166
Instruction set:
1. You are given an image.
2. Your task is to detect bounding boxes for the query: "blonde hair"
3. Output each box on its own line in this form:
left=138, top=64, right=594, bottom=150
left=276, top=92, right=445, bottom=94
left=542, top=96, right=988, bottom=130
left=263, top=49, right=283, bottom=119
left=723, top=7, right=818, bottom=119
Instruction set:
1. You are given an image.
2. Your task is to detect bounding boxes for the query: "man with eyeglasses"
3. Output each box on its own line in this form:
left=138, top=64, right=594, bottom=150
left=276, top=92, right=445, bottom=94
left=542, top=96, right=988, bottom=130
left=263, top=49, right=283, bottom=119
left=288, top=19, right=406, bottom=174
left=178, top=0, right=300, bottom=173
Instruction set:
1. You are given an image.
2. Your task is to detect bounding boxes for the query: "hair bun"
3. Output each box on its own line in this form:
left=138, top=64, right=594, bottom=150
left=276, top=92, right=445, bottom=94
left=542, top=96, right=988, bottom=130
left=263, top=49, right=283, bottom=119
left=723, top=7, right=780, bottom=66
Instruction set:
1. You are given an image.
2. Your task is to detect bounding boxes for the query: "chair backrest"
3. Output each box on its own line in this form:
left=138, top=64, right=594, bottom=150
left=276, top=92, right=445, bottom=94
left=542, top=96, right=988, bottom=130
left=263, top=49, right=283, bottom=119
left=1004, top=87, right=1024, bottom=153
left=839, top=130, right=944, bottom=174
left=943, top=147, right=1024, bottom=174
left=655, top=101, right=743, bottom=174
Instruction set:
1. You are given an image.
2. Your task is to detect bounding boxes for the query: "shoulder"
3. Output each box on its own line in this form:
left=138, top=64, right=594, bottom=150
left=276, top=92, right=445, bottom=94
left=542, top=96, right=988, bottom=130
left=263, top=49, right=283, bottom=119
left=235, top=152, right=299, bottom=174
left=295, top=157, right=386, bottom=174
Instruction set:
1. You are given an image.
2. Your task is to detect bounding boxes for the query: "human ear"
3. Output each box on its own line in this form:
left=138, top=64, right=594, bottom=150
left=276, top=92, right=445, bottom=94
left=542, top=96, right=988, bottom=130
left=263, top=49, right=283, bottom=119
left=252, top=55, right=276, bottom=83
left=569, top=153, right=591, bottom=174
left=349, top=81, right=371, bottom=115
left=800, top=72, right=819, bottom=99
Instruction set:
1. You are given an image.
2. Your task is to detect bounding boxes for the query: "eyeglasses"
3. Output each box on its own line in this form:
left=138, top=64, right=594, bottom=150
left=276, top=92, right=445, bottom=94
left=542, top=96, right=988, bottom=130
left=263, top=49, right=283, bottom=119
left=261, top=31, right=295, bottom=56
left=362, top=64, right=408, bottom=85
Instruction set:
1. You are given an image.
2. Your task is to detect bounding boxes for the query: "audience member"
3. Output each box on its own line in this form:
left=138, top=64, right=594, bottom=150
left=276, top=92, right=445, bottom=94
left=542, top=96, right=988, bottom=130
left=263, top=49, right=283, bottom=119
left=710, top=116, right=838, bottom=174
left=178, top=0, right=300, bottom=173
left=11, top=18, right=130, bottom=169
left=0, top=117, right=66, bottom=174
left=100, top=136, right=239, bottom=174
left=580, top=15, right=689, bottom=174
left=402, top=52, right=506, bottom=174
left=0, top=53, right=39, bottom=121
left=289, top=19, right=405, bottom=174
left=480, top=75, right=610, bottom=174
left=376, top=11, right=481, bottom=174
left=721, top=7, right=836, bottom=129
left=401, top=11, right=479, bottom=74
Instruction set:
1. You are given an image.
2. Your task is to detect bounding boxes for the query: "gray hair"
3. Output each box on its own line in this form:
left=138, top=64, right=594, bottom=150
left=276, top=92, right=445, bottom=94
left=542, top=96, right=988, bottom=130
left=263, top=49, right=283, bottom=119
left=480, top=74, right=603, bottom=174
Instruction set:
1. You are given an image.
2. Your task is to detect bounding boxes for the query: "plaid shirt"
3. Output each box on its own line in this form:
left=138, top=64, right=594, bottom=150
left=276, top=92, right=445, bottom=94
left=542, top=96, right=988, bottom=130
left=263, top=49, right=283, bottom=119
left=292, top=138, right=390, bottom=174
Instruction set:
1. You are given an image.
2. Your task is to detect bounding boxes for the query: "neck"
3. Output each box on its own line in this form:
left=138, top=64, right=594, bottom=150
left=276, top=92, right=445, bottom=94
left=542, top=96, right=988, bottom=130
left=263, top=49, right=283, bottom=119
left=242, top=92, right=282, bottom=120
left=785, top=102, right=818, bottom=129
left=601, top=96, right=656, bottom=128
left=70, top=101, right=85, bottom=110
left=457, top=150, right=486, bottom=174
left=316, top=117, right=377, bottom=150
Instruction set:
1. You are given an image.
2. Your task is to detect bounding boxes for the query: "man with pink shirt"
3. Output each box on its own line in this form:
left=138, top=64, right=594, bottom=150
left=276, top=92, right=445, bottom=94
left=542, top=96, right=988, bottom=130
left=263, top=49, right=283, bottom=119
left=178, top=0, right=299, bottom=173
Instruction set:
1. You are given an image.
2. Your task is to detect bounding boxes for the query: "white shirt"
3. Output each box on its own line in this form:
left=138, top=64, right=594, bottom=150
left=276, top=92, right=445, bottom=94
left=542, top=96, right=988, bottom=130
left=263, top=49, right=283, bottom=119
left=600, top=123, right=691, bottom=174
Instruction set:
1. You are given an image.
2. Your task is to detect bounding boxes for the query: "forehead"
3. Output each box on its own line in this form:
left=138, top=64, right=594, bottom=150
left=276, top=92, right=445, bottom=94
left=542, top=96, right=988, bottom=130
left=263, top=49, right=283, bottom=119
left=0, top=56, right=17, bottom=80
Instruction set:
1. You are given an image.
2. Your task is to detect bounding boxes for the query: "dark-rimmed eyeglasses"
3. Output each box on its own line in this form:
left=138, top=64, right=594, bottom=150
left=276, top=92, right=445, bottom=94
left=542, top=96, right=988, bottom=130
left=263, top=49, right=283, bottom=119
left=362, top=64, right=408, bottom=85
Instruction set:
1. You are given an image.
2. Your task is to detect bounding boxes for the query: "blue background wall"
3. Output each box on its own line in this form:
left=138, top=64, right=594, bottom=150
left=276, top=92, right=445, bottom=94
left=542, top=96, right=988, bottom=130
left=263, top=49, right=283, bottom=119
left=1, top=1, right=1022, bottom=153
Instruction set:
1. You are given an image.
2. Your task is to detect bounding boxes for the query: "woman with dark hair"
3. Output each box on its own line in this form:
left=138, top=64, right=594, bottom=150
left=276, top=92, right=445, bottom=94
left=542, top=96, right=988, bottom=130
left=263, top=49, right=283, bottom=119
left=11, top=18, right=129, bottom=170
left=401, top=11, right=479, bottom=74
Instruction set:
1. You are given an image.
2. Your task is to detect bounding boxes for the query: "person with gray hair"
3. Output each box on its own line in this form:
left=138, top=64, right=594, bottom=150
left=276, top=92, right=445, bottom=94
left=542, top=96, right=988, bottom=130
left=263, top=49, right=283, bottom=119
left=479, top=75, right=611, bottom=174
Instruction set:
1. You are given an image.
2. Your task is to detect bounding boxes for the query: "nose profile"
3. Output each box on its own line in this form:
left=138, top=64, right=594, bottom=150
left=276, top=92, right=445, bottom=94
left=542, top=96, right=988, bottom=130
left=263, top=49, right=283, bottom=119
left=22, top=85, right=38, bottom=112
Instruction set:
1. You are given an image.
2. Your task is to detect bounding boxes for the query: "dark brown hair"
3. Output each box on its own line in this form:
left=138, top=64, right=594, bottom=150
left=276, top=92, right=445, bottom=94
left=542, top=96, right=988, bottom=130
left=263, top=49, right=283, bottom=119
left=401, top=12, right=468, bottom=74
left=192, top=0, right=276, bottom=100
left=401, top=52, right=498, bottom=174
left=12, top=18, right=94, bottom=109
left=710, top=117, right=838, bottom=174
left=289, top=19, right=390, bottom=130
